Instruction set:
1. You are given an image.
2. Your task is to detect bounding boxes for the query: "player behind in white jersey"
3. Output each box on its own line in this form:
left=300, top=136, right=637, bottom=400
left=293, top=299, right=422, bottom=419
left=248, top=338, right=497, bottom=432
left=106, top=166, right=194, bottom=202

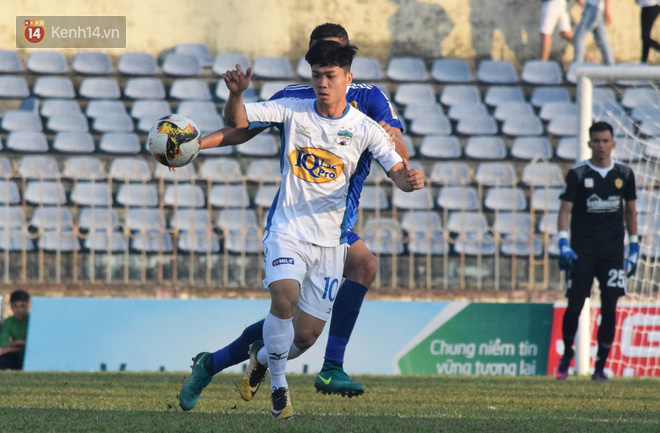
left=220, top=40, right=423, bottom=419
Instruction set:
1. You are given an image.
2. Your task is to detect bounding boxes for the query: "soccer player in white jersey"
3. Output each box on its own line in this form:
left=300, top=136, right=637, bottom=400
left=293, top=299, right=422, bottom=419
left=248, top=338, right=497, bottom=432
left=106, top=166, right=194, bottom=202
left=221, top=40, right=423, bottom=419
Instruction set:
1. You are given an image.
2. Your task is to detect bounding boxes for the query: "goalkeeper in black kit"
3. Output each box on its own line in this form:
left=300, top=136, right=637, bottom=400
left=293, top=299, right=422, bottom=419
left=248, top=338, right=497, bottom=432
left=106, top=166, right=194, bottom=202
left=556, top=121, right=638, bottom=381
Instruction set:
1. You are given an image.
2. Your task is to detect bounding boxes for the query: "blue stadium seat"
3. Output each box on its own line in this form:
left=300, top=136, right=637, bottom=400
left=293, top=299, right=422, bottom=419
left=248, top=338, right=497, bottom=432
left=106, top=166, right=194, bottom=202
left=212, top=52, right=251, bottom=76
left=430, top=59, right=472, bottom=83
left=639, top=118, right=660, bottom=137
left=118, top=52, right=158, bottom=75
left=41, top=99, right=82, bottom=118
left=86, top=100, right=127, bottom=118
left=237, top=133, right=279, bottom=157
left=437, top=186, right=479, bottom=211
left=0, top=180, right=21, bottom=204
left=510, top=136, right=553, bottom=160
left=477, top=60, right=517, bottom=84
left=295, top=56, right=312, bottom=80
left=125, top=208, right=166, bottom=232
left=169, top=79, right=211, bottom=100
left=521, top=60, right=563, bottom=85
left=24, top=180, right=66, bottom=205
left=0, top=50, right=23, bottom=72
left=70, top=182, right=113, bottom=207
left=386, top=56, right=428, bottom=81
left=439, top=84, right=481, bottom=106
left=631, top=103, right=660, bottom=123
left=124, top=78, right=166, bottom=100
left=62, top=156, right=105, bottom=180
left=494, top=101, right=535, bottom=122
left=131, top=230, right=173, bottom=253
left=163, top=185, right=205, bottom=208
left=174, top=43, right=212, bottom=67
left=429, top=161, right=472, bottom=185
left=0, top=76, right=30, bottom=99
left=464, top=136, right=506, bottom=159
left=109, top=157, right=152, bottom=182
left=99, top=132, right=141, bottom=154
left=474, top=162, right=517, bottom=186
left=79, top=78, right=121, bottom=99
left=209, top=184, right=250, bottom=208
left=162, top=53, right=202, bottom=76
left=199, top=158, right=243, bottom=182
left=39, top=230, right=81, bottom=252
left=33, top=77, right=75, bottom=99
left=46, top=112, right=89, bottom=133
left=252, top=56, right=293, bottom=79
left=394, top=83, right=436, bottom=105
left=362, top=218, right=404, bottom=254
left=92, top=113, right=135, bottom=133
left=116, top=184, right=159, bottom=207
left=84, top=230, right=127, bottom=252
left=72, top=51, right=112, bottom=75
left=6, top=132, right=48, bottom=153
left=484, top=86, right=525, bottom=107
left=484, top=187, right=527, bottom=211
left=2, top=111, right=42, bottom=132
left=418, top=135, right=461, bottom=159
left=246, top=159, right=281, bottom=183
left=27, top=51, right=67, bottom=74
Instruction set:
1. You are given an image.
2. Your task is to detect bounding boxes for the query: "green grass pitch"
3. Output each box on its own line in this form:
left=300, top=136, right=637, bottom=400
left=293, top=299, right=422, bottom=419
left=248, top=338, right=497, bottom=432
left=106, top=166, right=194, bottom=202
left=0, top=372, right=658, bottom=432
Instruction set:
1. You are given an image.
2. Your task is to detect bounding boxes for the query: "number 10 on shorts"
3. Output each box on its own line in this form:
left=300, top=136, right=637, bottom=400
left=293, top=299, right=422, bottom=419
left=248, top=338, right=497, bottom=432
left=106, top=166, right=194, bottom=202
left=322, top=277, right=339, bottom=301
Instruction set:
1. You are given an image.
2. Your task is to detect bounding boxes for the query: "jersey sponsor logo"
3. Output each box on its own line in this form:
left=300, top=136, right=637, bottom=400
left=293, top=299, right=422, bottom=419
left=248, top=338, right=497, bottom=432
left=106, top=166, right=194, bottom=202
left=336, top=128, right=353, bottom=146
left=272, top=257, right=294, bottom=266
left=586, top=193, right=621, bottom=213
left=615, top=178, right=623, bottom=189
left=289, top=147, right=344, bottom=183
left=584, top=178, right=594, bottom=188
left=350, top=100, right=359, bottom=110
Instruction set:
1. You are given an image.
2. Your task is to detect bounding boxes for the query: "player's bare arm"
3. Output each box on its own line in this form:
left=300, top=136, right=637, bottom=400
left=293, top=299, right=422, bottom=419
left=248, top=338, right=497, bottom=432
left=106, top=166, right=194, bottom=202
left=388, top=159, right=424, bottom=192
left=378, top=121, right=409, bottom=160
left=222, top=64, right=252, bottom=129
left=200, top=126, right=268, bottom=149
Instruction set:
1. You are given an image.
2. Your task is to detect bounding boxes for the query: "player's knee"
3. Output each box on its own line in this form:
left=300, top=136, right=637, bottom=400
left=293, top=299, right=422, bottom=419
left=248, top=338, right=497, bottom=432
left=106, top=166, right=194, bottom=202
left=345, top=252, right=377, bottom=286
left=293, top=328, right=320, bottom=350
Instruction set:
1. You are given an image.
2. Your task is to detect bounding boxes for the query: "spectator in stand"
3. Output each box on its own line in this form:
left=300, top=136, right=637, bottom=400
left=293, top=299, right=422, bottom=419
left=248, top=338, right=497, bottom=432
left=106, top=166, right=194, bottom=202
left=0, top=290, right=30, bottom=370
left=540, top=0, right=579, bottom=61
left=638, top=0, right=660, bottom=63
left=572, top=0, right=614, bottom=65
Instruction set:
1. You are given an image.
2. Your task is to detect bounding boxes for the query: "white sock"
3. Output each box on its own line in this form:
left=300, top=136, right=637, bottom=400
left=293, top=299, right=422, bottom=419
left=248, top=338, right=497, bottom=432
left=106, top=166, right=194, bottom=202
left=287, top=343, right=307, bottom=361
left=262, top=312, right=294, bottom=391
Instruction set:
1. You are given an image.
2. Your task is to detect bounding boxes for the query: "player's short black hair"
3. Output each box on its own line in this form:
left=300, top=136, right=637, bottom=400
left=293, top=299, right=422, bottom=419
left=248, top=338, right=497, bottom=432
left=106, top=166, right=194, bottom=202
left=305, top=40, right=357, bottom=70
left=10, top=289, right=30, bottom=304
left=309, top=23, right=349, bottom=47
left=589, top=121, right=614, bottom=137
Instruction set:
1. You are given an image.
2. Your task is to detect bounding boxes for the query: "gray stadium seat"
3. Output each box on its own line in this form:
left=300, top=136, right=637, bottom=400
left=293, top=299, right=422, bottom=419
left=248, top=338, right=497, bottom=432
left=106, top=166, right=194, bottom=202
left=456, top=115, right=498, bottom=136
left=500, top=233, right=543, bottom=257
left=2, top=111, right=42, bottom=132
left=118, top=52, right=158, bottom=75
left=116, top=184, right=159, bottom=207
left=501, top=115, right=543, bottom=136
left=394, top=83, right=436, bottom=105
left=446, top=211, right=489, bottom=234
left=401, top=210, right=443, bottom=232
left=430, top=59, right=472, bottom=83
left=0, top=180, right=21, bottom=204
left=217, top=209, right=258, bottom=231
left=92, top=113, right=135, bottom=133
left=24, top=181, right=66, bottom=205
left=193, top=112, right=224, bottom=136
left=493, top=212, right=533, bottom=235
left=437, top=186, right=479, bottom=211
left=0, top=230, right=34, bottom=251
left=124, top=78, right=166, bottom=100
left=510, top=136, right=553, bottom=160
left=484, top=187, right=527, bottom=211
left=252, top=56, right=293, bottom=79
left=448, top=102, right=488, bottom=121
left=237, top=133, right=279, bottom=157
left=131, top=230, right=173, bottom=253
left=547, top=115, right=578, bottom=136
left=174, top=43, right=212, bottom=67
left=621, top=87, right=660, bottom=109
left=175, top=101, right=214, bottom=118
left=209, top=184, right=250, bottom=208
left=638, top=118, right=660, bottom=137
left=494, top=101, right=535, bottom=122
left=612, top=135, right=643, bottom=163
left=125, top=208, right=165, bottom=232
left=295, top=56, right=312, bottom=80
left=224, top=223, right=262, bottom=254
left=33, top=77, right=75, bottom=99
left=0, top=206, right=25, bottom=231
left=6, top=132, right=48, bottom=153
left=216, top=81, right=259, bottom=102
left=453, top=230, right=497, bottom=256
left=362, top=218, right=404, bottom=254
left=636, top=189, right=659, bottom=215
left=418, top=135, right=461, bottom=159
left=351, top=57, right=383, bottom=81
left=484, top=86, right=525, bottom=107
left=531, top=187, right=562, bottom=212
left=631, top=103, right=660, bottom=123
left=132, top=100, right=172, bottom=119
left=530, top=87, right=572, bottom=108
left=70, top=182, right=113, bottom=207
left=409, top=114, right=452, bottom=136
left=429, top=161, right=472, bottom=185
left=254, top=185, right=279, bottom=208
left=0, top=157, right=14, bottom=178
left=178, top=231, right=220, bottom=253
left=41, top=99, right=82, bottom=118
left=246, top=159, right=281, bottom=183
left=474, top=162, right=517, bottom=186
left=27, top=51, right=67, bottom=74
left=109, top=157, right=152, bottom=182
left=464, top=136, right=506, bottom=159
left=521, top=60, right=563, bottom=85
left=199, top=158, right=243, bottom=182
left=403, top=102, right=444, bottom=121
left=79, top=78, right=121, bottom=99
left=170, top=208, right=212, bottom=233
left=162, top=53, right=202, bottom=76
left=78, top=207, right=120, bottom=232
left=556, top=136, right=578, bottom=160
left=0, top=50, right=23, bottom=72
left=258, top=81, right=294, bottom=101
left=477, top=60, right=517, bottom=84
left=18, top=155, right=59, bottom=179
left=439, top=85, right=481, bottom=106
left=169, top=79, right=211, bottom=100
left=392, top=188, right=433, bottom=210
left=62, top=156, right=105, bottom=180
left=386, top=56, right=428, bottom=81
left=72, top=51, right=112, bottom=75
left=46, top=112, right=89, bottom=133
left=358, top=186, right=389, bottom=210
left=212, top=53, right=251, bottom=76
left=136, top=113, right=166, bottom=133
left=538, top=212, right=559, bottom=234
left=99, top=132, right=141, bottom=154
left=0, top=76, right=30, bottom=99
left=84, top=230, right=127, bottom=252
left=539, top=102, right=578, bottom=122
left=154, top=162, right=197, bottom=181
left=39, top=230, right=80, bottom=252
left=86, top=100, right=127, bottom=118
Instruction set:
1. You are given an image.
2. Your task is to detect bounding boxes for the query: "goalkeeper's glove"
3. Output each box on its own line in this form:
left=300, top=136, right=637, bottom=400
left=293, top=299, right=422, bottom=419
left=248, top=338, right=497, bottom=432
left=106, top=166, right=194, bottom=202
left=558, top=233, right=577, bottom=272
left=625, top=235, right=640, bottom=277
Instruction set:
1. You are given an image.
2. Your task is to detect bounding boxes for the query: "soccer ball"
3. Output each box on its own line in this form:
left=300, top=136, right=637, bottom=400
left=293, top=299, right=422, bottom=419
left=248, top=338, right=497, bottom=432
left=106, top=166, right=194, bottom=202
left=148, top=114, right=201, bottom=168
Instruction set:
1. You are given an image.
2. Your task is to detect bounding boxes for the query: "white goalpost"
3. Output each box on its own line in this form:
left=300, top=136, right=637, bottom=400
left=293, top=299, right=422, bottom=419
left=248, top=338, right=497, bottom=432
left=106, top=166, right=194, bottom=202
left=574, top=65, right=660, bottom=377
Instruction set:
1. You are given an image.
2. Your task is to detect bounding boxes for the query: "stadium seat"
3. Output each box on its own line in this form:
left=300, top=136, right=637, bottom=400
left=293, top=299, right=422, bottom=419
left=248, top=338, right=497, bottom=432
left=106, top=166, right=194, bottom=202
left=124, top=78, right=166, bottom=100
left=86, top=100, right=127, bottom=118
left=362, top=218, right=404, bottom=254
left=401, top=210, right=442, bottom=233
left=446, top=211, right=489, bottom=234
left=392, top=188, right=433, bottom=210
left=510, top=136, right=553, bottom=160
left=26, top=51, right=67, bottom=74
left=621, top=87, right=660, bottom=109
left=0, top=229, right=34, bottom=251
left=52, top=132, right=94, bottom=154
left=350, top=57, right=383, bottom=81
left=439, top=85, right=481, bottom=106
left=539, top=101, right=578, bottom=122
left=484, top=187, right=527, bottom=211
left=501, top=115, right=543, bottom=136
left=71, top=51, right=112, bottom=75
left=92, top=113, right=135, bottom=133
left=116, top=184, right=159, bottom=207
left=39, top=230, right=81, bottom=252
left=636, top=189, right=659, bottom=215
left=612, top=136, right=643, bottom=163
left=409, top=113, right=452, bottom=136
left=62, top=156, right=105, bottom=180
left=118, top=52, right=158, bottom=75
left=209, top=184, right=250, bottom=208
left=594, top=112, right=634, bottom=137
left=70, top=182, right=113, bottom=207
left=538, top=212, right=559, bottom=235
left=174, top=43, right=212, bottom=68
left=99, top=132, right=141, bottom=154
left=224, top=223, right=262, bottom=254
left=493, top=212, right=533, bottom=235
left=153, top=163, right=196, bottom=182
left=258, top=81, right=295, bottom=101
left=447, top=103, right=488, bottom=121
left=418, top=135, right=461, bottom=159
left=531, top=187, right=562, bottom=212
left=169, top=79, right=211, bottom=101
left=0, top=76, right=30, bottom=99
left=236, top=133, right=279, bottom=157
left=406, top=226, right=448, bottom=255
left=254, top=185, right=279, bottom=208
left=521, top=60, right=563, bottom=85
left=530, top=87, right=572, bottom=108
left=135, top=113, right=165, bottom=134
left=484, top=86, right=525, bottom=107
left=125, top=208, right=166, bottom=232
left=178, top=231, right=220, bottom=253
left=476, top=60, right=517, bottom=84
left=0, top=157, right=14, bottom=178
left=212, top=52, right=251, bottom=76
left=359, top=185, right=390, bottom=210
left=170, top=208, right=212, bottom=233
left=638, top=118, right=660, bottom=137
left=162, top=53, right=202, bottom=76
left=192, top=112, right=225, bottom=135
left=132, top=100, right=172, bottom=119
left=46, top=112, right=89, bottom=133
left=631, top=103, right=660, bottom=123
left=437, top=186, right=479, bottom=211
left=365, top=162, right=392, bottom=185
left=464, top=136, right=506, bottom=160
left=394, top=83, right=436, bottom=105
left=24, top=181, right=66, bottom=205
left=429, top=161, right=472, bottom=185
left=2, top=111, right=43, bottom=132
left=0, top=50, right=23, bottom=72
left=456, top=115, right=498, bottom=136
left=403, top=102, right=444, bottom=121
left=430, top=59, right=472, bottom=83
left=493, top=101, right=535, bottom=122
left=252, top=56, right=293, bottom=79
left=33, top=77, right=75, bottom=99
left=84, top=230, right=128, bottom=252
left=18, top=155, right=59, bottom=179
left=547, top=115, right=578, bottom=137
left=246, top=159, right=281, bottom=183
left=40, top=99, right=82, bottom=118
left=79, top=78, right=121, bottom=99
left=6, top=132, right=48, bottom=153
left=295, top=57, right=312, bottom=80
left=521, top=162, right=565, bottom=187
left=474, top=162, right=517, bottom=186
left=386, top=56, right=428, bottom=81
left=163, top=185, right=204, bottom=208
left=109, top=157, right=152, bottom=182
left=555, top=136, right=577, bottom=161
left=175, top=100, right=214, bottom=119
left=215, top=81, right=259, bottom=102
left=131, top=230, right=173, bottom=253
left=0, top=206, right=25, bottom=231
left=500, top=233, right=543, bottom=257
left=217, top=209, right=258, bottom=231
left=0, top=180, right=21, bottom=204
left=197, top=158, right=241, bottom=183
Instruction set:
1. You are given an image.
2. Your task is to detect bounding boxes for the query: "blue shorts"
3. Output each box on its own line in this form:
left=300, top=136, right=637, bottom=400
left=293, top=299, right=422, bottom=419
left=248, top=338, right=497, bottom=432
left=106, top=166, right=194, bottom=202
left=347, top=230, right=360, bottom=246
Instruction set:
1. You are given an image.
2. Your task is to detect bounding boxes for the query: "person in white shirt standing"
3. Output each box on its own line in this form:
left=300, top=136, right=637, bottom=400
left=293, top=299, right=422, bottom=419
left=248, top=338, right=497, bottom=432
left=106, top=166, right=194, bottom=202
left=540, top=0, right=577, bottom=61
left=222, top=40, right=424, bottom=419
left=638, top=0, right=660, bottom=62
left=572, top=0, right=614, bottom=65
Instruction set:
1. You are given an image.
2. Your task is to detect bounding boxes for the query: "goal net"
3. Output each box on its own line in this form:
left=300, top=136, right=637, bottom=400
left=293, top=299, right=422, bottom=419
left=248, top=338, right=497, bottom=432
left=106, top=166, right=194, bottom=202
left=572, top=65, right=660, bottom=377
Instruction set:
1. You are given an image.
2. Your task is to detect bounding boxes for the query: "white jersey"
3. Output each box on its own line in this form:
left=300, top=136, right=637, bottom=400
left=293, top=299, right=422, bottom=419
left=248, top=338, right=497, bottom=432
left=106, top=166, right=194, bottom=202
left=245, top=98, right=403, bottom=247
